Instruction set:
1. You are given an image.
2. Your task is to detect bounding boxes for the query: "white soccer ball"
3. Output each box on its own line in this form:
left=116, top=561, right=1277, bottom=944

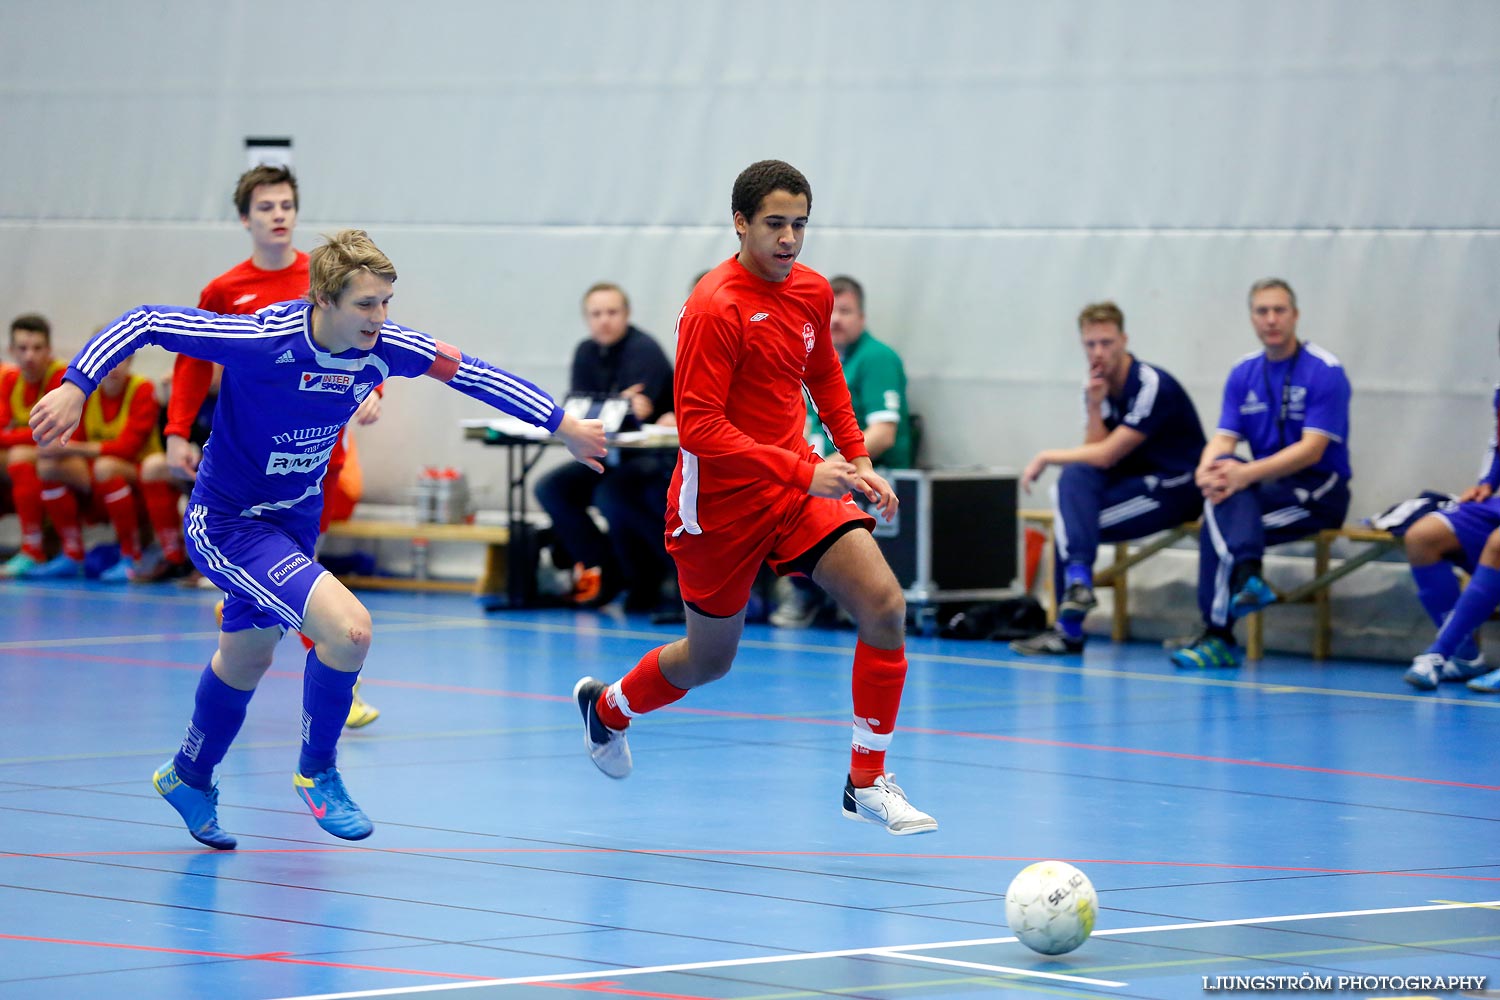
left=1005, top=860, right=1097, bottom=955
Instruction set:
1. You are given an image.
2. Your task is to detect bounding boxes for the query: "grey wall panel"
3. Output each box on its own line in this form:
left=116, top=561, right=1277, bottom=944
left=2, top=0, right=1497, bottom=519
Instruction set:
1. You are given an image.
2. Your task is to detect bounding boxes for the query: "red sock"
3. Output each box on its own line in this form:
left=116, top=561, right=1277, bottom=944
left=98, top=476, right=142, bottom=560
left=596, top=646, right=686, bottom=731
left=141, top=480, right=186, bottom=563
left=849, top=639, right=908, bottom=787
left=8, top=462, right=46, bottom=559
left=40, top=484, right=84, bottom=561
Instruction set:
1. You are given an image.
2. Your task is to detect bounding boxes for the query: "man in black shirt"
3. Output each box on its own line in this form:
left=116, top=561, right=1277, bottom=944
left=536, top=282, right=676, bottom=612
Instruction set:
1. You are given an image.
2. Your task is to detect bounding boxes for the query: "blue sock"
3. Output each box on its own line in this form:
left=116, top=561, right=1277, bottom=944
left=1413, top=563, right=1479, bottom=660
left=299, top=647, right=359, bottom=778
left=1431, top=565, right=1500, bottom=659
left=173, top=665, right=254, bottom=791
left=1064, top=563, right=1092, bottom=589
left=1412, top=562, right=1460, bottom=628
left=1058, top=616, right=1084, bottom=640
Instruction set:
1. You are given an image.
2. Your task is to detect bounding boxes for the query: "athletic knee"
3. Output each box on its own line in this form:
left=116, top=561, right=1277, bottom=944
left=855, top=579, right=906, bottom=638
left=1480, top=531, right=1500, bottom=567
left=315, top=607, right=374, bottom=670
left=1404, top=515, right=1455, bottom=564
left=93, top=457, right=130, bottom=484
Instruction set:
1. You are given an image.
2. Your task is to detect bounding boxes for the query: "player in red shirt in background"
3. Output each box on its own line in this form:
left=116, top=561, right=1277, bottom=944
left=0, top=314, right=68, bottom=576
left=0, top=355, right=19, bottom=536
left=169, top=165, right=382, bottom=727
left=573, top=160, right=937, bottom=835
left=25, top=355, right=183, bottom=580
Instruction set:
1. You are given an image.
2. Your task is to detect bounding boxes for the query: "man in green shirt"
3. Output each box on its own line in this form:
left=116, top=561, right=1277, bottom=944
left=775, top=275, right=914, bottom=628
left=805, top=275, right=914, bottom=470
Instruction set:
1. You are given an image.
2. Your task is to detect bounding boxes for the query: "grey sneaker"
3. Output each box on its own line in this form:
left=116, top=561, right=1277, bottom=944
left=841, top=774, right=937, bottom=836
left=769, top=577, right=821, bottom=629
left=1057, top=583, right=1097, bottom=624
left=1403, top=652, right=1444, bottom=691
left=573, top=676, right=632, bottom=778
left=1010, top=628, right=1085, bottom=656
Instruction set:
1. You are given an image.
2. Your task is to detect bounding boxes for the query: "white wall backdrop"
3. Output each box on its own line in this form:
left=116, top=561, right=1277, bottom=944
left=2, top=0, right=1498, bottom=523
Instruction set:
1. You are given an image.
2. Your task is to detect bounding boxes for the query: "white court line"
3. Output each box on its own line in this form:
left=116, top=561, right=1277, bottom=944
left=264, top=898, right=1500, bottom=1000
left=866, top=949, right=1125, bottom=987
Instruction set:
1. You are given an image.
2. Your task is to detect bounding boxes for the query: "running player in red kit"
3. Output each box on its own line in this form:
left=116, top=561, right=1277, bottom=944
left=573, top=160, right=937, bottom=835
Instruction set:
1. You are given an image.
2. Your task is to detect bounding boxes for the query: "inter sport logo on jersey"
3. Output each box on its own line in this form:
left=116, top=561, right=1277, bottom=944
left=300, top=372, right=354, bottom=393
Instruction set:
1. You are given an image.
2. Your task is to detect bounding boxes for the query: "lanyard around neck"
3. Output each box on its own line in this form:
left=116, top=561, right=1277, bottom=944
left=1262, top=342, right=1303, bottom=447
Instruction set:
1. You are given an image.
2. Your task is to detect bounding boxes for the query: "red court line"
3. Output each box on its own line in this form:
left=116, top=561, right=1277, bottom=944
left=10, top=648, right=1496, bottom=790
left=0, top=932, right=489, bottom=979
left=4, top=847, right=1497, bottom=881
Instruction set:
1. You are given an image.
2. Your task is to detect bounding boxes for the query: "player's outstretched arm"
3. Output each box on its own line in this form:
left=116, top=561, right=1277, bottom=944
left=554, top=412, right=608, bottom=473
left=28, top=383, right=87, bottom=448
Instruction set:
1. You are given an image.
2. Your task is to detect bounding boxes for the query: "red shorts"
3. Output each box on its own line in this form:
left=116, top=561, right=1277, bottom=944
left=666, top=488, right=875, bottom=617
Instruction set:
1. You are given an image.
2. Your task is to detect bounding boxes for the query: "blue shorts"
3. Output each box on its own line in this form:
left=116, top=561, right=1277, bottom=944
left=1435, top=497, right=1500, bottom=574
left=184, top=504, right=330, bottom=633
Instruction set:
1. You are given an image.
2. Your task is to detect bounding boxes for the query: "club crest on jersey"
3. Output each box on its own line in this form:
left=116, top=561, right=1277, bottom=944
left=801, top=323, right=816, bottom=354
left=353, top=382, right=373, bottom=403
left=300, top=372, right=354, bottom=393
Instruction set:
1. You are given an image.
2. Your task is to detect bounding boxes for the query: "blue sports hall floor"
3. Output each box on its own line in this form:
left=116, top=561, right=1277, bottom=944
left=1, top=579, right=1497, bottom=999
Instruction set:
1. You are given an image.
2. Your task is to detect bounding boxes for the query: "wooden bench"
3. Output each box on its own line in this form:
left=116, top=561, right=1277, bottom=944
left=1021, top=509, right=1196, bottom=644
left=321, top=519, right=510, bottom=595
left=1019, top=510, right=1399, bottom=660
left=1245, top=525, right=1401, bottom=661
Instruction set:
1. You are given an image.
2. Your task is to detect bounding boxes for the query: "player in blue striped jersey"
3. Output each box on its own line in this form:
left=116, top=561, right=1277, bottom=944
left=1395, top=339, right=1500, bottom=690
left=30, top=230, right=608, bottom=849
left=1012, top=301, right=1206, bottom=655
left=1170, top=278, right=1352, bottom=669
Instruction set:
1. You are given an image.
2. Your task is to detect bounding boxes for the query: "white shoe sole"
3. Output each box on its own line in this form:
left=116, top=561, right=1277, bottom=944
left=841, top=808, right=938, bottom=836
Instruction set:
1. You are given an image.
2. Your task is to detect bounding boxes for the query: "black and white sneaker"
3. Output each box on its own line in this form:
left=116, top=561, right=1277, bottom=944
left=841, top=774, right=937, bottom=836
left=1057, top=583, right=1098, bottom=624
left=573, top=676, right=632, bottom=779
left=1010, top=628, right=1085, bottom=656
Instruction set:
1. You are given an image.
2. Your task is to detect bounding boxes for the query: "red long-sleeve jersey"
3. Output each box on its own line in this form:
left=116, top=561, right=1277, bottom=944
left=0, top=361, right=67, bottom=448
left=164, top=252, right=310, bottom=439
left=671, top=256, right=866, bottom=512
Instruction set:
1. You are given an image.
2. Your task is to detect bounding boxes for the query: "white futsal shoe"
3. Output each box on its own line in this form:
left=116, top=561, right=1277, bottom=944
left=573, top=676, right=632, bottom=779
left=841, top=774, right=938, bottom=836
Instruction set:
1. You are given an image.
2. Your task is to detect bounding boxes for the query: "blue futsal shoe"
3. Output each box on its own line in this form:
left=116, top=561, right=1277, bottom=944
left=0, top=551, right=37, bottom=577
left=1442, top=650, right=1487, bottom=683
left=1229, top=575, right=1276, bottom=616
left=1466, top=666, right=1500, bottom=694
left=153, top=759, right=237, bottom=850
left=1170, top=633, right=1241, bottom=670
left=20, top=554, right=84, bottom=579
left=293, top=767, right=373, bottom=840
